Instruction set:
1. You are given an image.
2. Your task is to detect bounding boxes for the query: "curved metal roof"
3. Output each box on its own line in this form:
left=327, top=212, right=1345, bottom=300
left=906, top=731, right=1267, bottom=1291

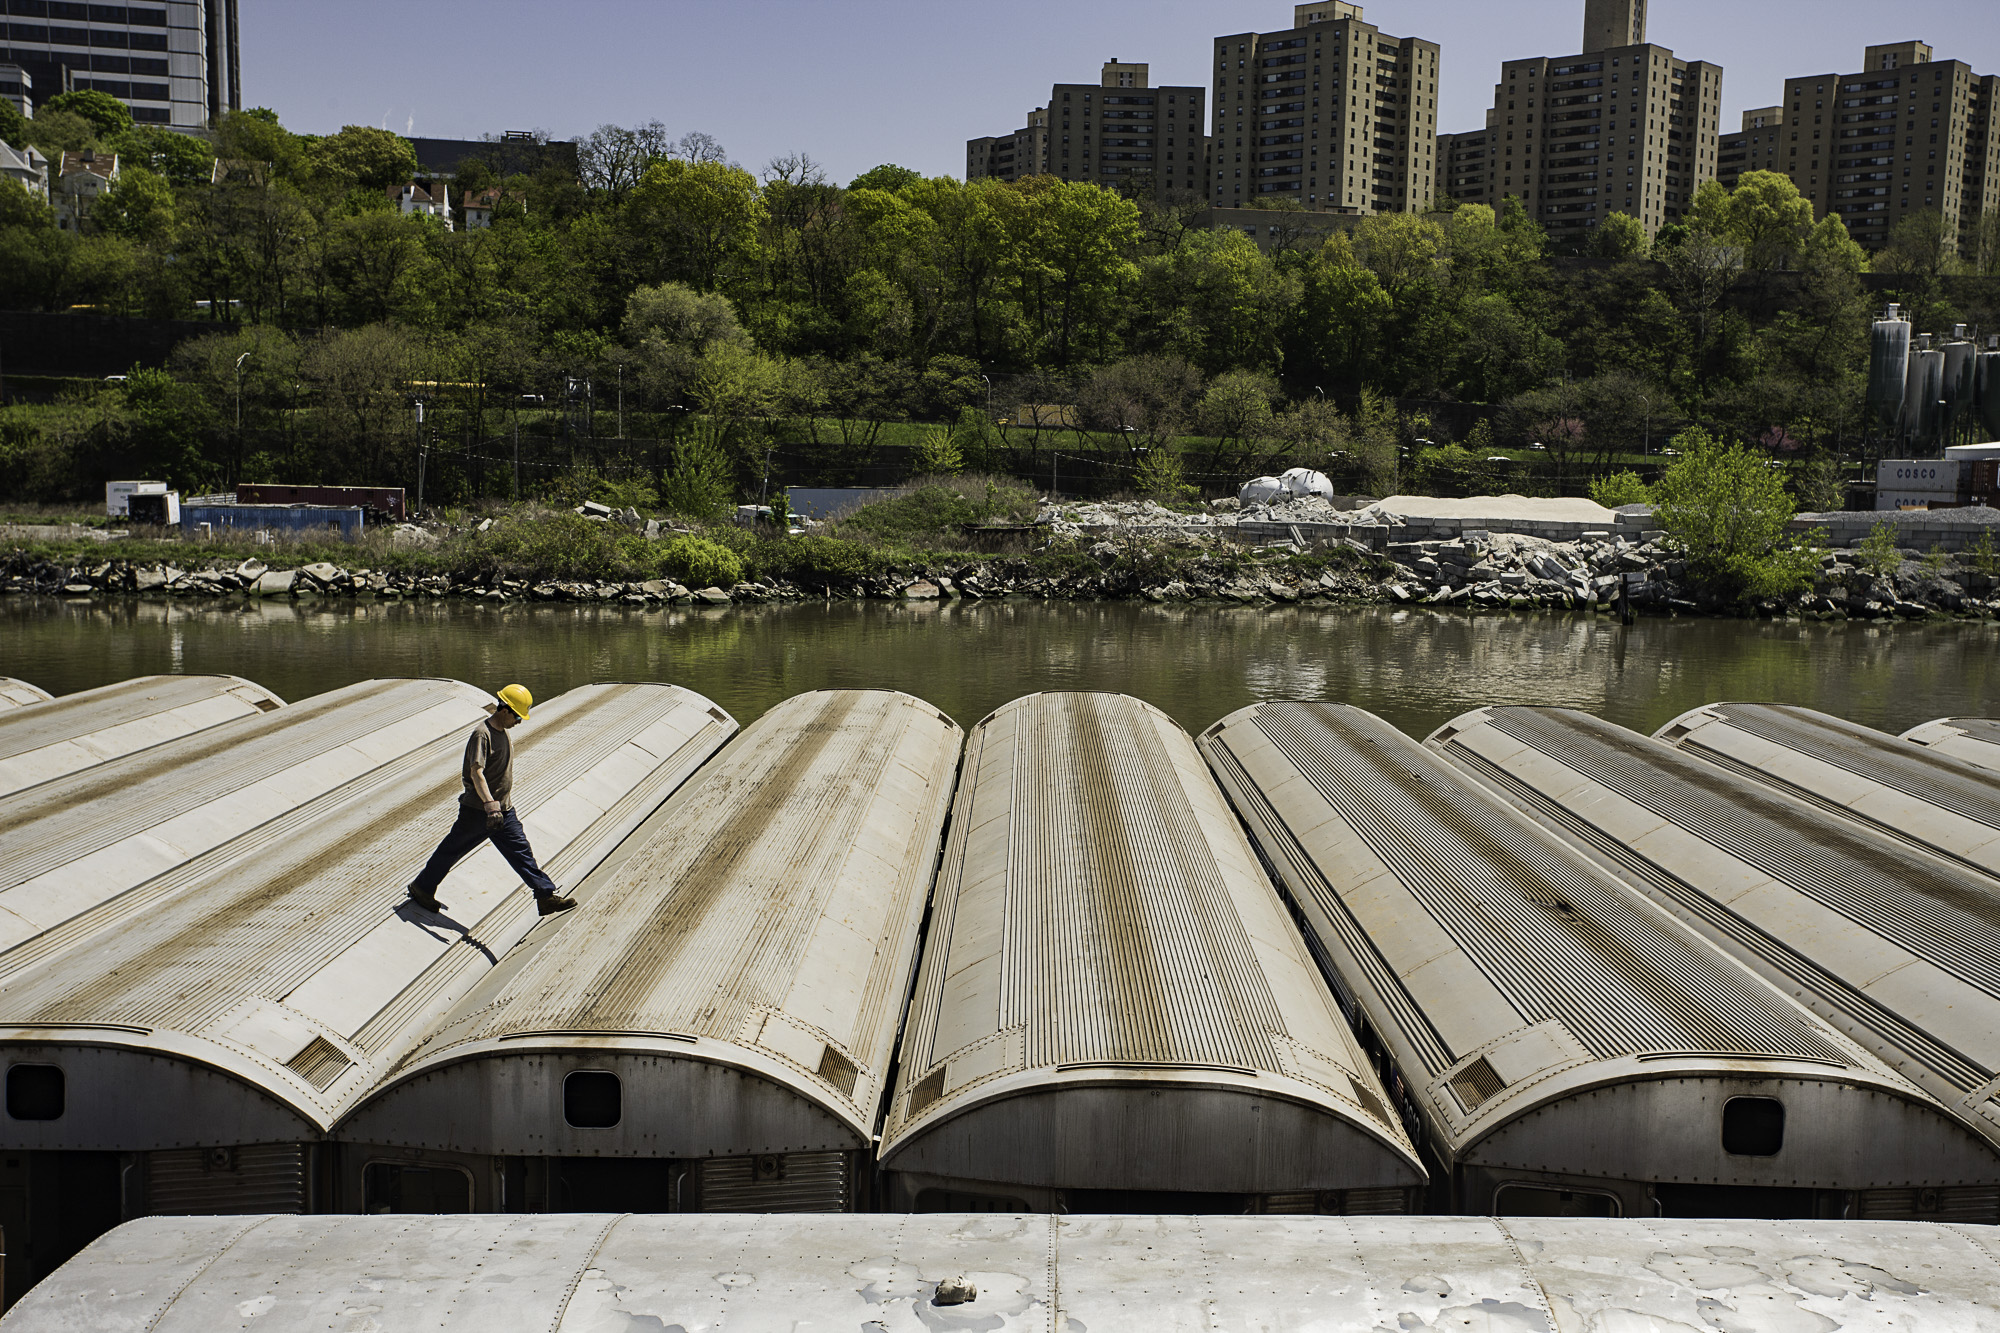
left=1903, top=717, right=2000, bottom=774
left=0, top=677, right=52, bottom=710
left=1201, top=701, right=1992, bottom=1188
left=0, top=684, right=735, bottom=1148
left=12, top=1213, right=2000, bottom=1332
left=0, top=674, right=284, bottom=797
left=341, top=690, right=961, bottom=1158
left=1429, top=705, right=2000, bottom=1154
left=881, top=692, right=1423, bottom=1195
left=1657, top=702, right=2000, bottom=880
left=0, top=678, right=493, bottom=972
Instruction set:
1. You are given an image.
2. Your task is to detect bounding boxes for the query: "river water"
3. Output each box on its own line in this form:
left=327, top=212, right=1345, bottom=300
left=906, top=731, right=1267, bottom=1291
left=3, top=596, right=1994, bottom=741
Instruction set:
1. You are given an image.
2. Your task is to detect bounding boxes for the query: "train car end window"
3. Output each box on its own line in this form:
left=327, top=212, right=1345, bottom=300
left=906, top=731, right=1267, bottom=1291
left=6, top=1065, right=63, bottom=1120
left=1722, top=1097, right=1785, bottom=1156
left=564, top=1070, right=621, bottom=1128
left=1493, top=1184, right=1619, bottom=1217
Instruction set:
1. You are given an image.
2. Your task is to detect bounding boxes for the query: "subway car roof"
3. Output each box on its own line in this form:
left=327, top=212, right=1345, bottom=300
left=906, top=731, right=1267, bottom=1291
left=0, top=683, right=735, bottom=1149
left=1903, top=717, right=2000, bottom=774
left=0, top=677, right=494, bottom=974
left=880, top=692, right=1424, bottom=1196
left=0, top=677, right=52, bottom=710
left=11, top=1213, right=2000, bottom=1332
left=1656, top=702, right=2000, bottom=880
left=341, top=690, right=960, bottom=1158
left=1429, top=705, right=2000, bottom=1154
left=1912, top=712, right=2000, bottom=772
left=1201, top=701, right=1996, bottom=1189
left=0, top=673, right=284, bottom=797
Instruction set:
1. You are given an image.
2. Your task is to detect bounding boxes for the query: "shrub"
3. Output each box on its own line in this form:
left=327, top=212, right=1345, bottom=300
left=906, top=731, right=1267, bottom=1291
left=751, top=533, right=887, bottom=589
left=1134, top=447, right=1195, bottom=505
left=476, top=511, right=654, bottom=582
left=1589, top=470, right=1652, bottom=509
left=913, top=425, right=964, bottom=476
left=1855, top=521, right=1904, bottom=577
left=838, top=474, right=1037, bottom=544
left=1651, top=427, right=1816, bottom=602
left=1970, top=530, right=1998, bottom=578
left=658, top=534, right=743, bottom=588
left=659, top=435, right=734, bottom=522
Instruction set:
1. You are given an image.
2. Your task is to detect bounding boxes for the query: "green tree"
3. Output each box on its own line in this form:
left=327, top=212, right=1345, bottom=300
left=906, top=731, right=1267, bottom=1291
left=1652, top=426, right=1815, bottom=601
left=1007, top=178, right=1141, bottom=365
left=1592, top=213, right=1647, bottom=259
left=0, top=95, right=28, bottom=148
left=1589, top=470, right=1651, bottom=508
left=41, top=89, right=132, bottom=140
left=94, top=165, right=177, bottom=244
left=1719, top=172, right=1815, bottom=270
left=308, top=125, right=419, bottom=190
left=628, top=157, right=765, bottom=292
left=848, top=164, right=922, bottom=194
left=114, top=125, right=217, bottom=187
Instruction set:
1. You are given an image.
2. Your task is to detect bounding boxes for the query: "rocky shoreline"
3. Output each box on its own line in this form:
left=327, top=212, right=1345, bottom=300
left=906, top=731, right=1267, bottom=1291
left=5, top=527, right=1998, bottom=619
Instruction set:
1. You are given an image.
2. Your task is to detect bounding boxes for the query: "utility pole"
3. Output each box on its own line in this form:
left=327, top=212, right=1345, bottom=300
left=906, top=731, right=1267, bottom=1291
left=512, top=419, right=520, bottom=500
left=234, top=351, right=250, bottom=487
left=1638, top=395, right=1651, bottom=456
left=617, top=363, right=625, bottom=440
left=415, top=400, right=427, bottom=516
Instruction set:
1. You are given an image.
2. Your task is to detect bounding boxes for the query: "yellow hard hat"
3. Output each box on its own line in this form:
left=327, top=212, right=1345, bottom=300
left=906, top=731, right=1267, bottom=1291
left=496, top=684, right=533, bottom=720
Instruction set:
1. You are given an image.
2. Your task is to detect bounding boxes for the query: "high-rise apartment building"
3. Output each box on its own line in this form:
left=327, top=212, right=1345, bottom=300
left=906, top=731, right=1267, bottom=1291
left=0, top=1, right=239, bottom=132
left=1210, top=3, right=1440, bottom=213
left=1439, top=0, right=1722, bottom=244
left=1763, top=42, right=1998, bottom=255
left=1715, top=106, right=1784, bottom=191
left=965, top=61, right=1205, bottom=201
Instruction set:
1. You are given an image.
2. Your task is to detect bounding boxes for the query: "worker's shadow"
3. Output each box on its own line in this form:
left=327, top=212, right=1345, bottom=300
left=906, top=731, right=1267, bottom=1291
left=394, top=901, right=498, bottom=964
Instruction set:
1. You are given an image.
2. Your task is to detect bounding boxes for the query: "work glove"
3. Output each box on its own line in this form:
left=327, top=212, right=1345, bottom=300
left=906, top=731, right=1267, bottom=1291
left=484, top=802, right=504, bottom=833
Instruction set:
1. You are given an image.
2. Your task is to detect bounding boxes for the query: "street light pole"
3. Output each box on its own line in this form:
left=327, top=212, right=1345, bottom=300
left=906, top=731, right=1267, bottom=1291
left=233, top=351, right=249, bottom=486
left=617, top=363, right=624, bottom=440
left=1638, top=395, right=1651, bottom=456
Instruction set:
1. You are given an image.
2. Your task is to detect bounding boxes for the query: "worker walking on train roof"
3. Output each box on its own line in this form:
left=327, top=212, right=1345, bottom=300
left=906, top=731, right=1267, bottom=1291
left=406, top=683, right=576, bottom=918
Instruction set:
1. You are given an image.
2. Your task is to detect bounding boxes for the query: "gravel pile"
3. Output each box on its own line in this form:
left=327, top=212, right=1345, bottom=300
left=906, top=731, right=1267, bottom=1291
left=1798, top=507, right=2000, bottom=527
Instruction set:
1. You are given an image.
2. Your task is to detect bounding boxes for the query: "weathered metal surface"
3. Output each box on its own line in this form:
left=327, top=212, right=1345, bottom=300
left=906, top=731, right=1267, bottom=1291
left=0, top=679, right=52, bottom=711
left=0, top=674, right=284, bottom=797
left=882, top=692, right=1423, bottom=1204
left=341, top=690, right=960, bottom=1164
left=1430, top=705, right=2000, bottom=1168
left=0, top=678, right=493, bottom=971
left=1658, top=702, right=2000, bottom=880
left=1903, top=717, right=2000, bottom=776
left=1202, top=701, right=2000, bottom=1215
left=0, top=684, right=735, bottom=1150
left=10, top=1213, right=2000, bottom=1331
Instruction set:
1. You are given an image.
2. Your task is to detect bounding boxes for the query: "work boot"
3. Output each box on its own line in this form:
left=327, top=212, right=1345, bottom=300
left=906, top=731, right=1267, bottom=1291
left=406, top=884, right=446, bottom=913
left=538, top=893, right=576, bottom=917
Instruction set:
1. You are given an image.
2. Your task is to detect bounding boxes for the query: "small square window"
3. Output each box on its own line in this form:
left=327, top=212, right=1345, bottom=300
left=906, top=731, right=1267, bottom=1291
left=564, top=1070, right=621, bottom=1128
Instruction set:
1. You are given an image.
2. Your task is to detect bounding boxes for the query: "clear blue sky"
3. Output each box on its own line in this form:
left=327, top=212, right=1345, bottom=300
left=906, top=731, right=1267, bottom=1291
left=244, top=0, right=2000, bottom=181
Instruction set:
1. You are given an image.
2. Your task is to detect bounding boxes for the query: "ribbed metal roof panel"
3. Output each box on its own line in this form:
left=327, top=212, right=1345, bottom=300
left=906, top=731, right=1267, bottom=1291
left=0, top=677, right=52, bottom=710
left=1904, top=718, right=2000, bottom=774
left=881, top=692, right=1419, bottom=1186
left=0, top=678, right=494, bottom=971
left=0, top=673, right=284, bottom=796
left=348, top=690, right=960, bottom=1151
left=1202, top=702, right=1920, bottom=1157
left=1429, top=706, right=2000, bottom=1149
left=14, top=1214, right=2000, bottom=1333
left=0, top=683, right=735, bottom=1138
left=1658, top=702, right=2000, bottom=880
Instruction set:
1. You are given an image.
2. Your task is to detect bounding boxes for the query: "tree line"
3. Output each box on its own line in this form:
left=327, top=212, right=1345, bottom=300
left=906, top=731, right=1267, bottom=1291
left=2, top=102, right=1996, bottom=510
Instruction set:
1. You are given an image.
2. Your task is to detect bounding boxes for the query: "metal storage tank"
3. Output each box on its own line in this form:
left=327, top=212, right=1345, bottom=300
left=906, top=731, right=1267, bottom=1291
left=0, top=674, right=283, bottom=797
left=0, top=679, right=52, bottom=711
left=14, top=1213, right=2000, bottom=1333
left=879, top=692, right=1425, bottom=1214
left=0, top=677, right=493, bottom=969
left=0, top=683, right=733, bottom=1302
left=1903, top=717, right=2000, bottom=775
left=1655, top=703, right=2000, bottom=881
left=338, top=690, right=961, bottom=1215
left=1429, top=705, right=2000, bottom=1221
left=1904, top=346, right=1944, bottom=449
left=1868, top=310, right=1911, bottom=434
left=1202, top=702, right=1999, bottom=1220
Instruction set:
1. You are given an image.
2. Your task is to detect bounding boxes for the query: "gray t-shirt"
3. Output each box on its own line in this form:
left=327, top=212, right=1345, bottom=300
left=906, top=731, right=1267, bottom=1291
left=460, top=719, right=514, bottom=810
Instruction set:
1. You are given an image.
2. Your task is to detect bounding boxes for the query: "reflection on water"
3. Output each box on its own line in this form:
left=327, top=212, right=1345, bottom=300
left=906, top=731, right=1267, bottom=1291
left=3, top=595, right=1994, bottom=740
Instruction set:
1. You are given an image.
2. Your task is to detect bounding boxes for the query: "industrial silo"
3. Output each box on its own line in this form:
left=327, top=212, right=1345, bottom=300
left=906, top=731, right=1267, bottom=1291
left=1868, top=309, right=1911, bottom=436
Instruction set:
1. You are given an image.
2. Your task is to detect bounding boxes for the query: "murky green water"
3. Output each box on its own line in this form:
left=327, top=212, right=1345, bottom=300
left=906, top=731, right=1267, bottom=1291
left=3, top=596, right=1994, bottom=740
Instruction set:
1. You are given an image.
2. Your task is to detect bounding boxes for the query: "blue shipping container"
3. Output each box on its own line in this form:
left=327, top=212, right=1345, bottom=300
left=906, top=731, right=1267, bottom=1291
left=181, top=504, right=366, bottom=540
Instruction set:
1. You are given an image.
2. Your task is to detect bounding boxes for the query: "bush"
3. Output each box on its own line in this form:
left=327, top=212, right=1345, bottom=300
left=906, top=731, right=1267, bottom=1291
left=1589, top=470, right=1652, bottom=508
left=475, top=511, right=657, bottom=582
left=1134, top=447, right=1195, bottom=505
left=1970, top=530, right=1998, bottom=578
left=1651, top=427, right=1815, bottom=602
left=1855, top=521, right=1904, bottom=577
left=750, top=533, right=887, bottom=589
left=838, top=474, right=1037, bottom=544
left=658, top=534, right=743, bottom=588
left=913, top=426, right=964, bottom=476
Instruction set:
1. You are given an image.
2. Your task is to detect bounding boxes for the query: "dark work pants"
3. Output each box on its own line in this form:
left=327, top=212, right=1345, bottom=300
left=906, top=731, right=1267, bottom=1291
left=409, top=805, right=560, bottom=900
